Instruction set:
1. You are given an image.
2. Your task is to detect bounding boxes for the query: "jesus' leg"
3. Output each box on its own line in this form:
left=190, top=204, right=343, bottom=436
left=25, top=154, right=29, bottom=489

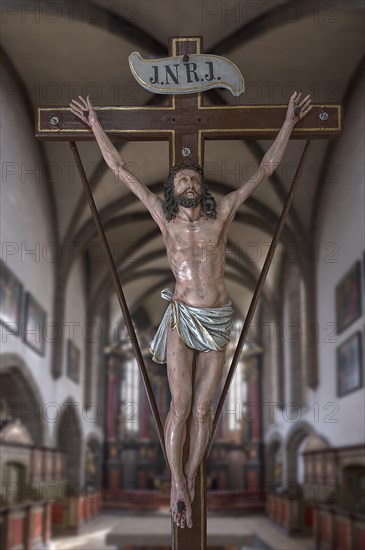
left=165, top=325, right=194, bottom=529
left=184, top=348, right=226, bottom=503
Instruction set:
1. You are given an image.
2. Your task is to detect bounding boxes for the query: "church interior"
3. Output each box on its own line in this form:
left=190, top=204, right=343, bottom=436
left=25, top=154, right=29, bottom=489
left=0, top=1, right=364, bottom=549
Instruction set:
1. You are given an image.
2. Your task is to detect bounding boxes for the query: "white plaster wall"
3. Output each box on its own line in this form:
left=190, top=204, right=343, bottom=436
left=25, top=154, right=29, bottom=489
left=264, top=74, right=365, bottom=453
left=0, top=62, right=55, bottom=445
left=0, top=62, right=103, bottom=449
left=310, top=73, right=365, bottom=446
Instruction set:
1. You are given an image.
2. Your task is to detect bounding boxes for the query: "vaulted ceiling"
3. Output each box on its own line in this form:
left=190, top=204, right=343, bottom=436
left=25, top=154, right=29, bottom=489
left=2, top=0, right=364, bottom=328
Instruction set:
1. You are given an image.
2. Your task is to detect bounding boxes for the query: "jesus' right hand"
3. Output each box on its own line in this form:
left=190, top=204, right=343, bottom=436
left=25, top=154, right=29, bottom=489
left=69, top=95, right=99, bottom=129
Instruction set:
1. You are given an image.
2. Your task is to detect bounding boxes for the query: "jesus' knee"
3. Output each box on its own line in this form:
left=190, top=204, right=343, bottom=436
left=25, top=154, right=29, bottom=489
left=191, top=401, right=213, bottom=425
left=170, top=398, right=191, bottom=424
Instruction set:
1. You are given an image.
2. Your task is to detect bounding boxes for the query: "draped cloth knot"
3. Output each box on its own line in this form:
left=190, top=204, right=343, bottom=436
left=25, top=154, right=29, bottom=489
left=149, top=288, right=234, bottom=364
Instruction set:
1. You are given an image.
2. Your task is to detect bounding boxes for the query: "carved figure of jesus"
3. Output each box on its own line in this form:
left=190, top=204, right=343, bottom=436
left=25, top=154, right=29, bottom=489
left=70, top=91, right=312, bottom=529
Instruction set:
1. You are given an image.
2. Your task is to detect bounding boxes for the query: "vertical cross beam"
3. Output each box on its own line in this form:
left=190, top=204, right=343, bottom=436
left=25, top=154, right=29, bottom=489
left=169, top=35, right=207, bottom=550
left=168, top=36, right=204, bottom=166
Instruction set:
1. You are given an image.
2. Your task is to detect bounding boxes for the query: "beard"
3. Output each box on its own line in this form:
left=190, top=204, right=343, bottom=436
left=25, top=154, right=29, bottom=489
left=174, top=191, right=202, bottom=209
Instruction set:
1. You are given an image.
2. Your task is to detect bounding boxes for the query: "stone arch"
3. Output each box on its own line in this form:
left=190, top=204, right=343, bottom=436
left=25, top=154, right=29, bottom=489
left=55, top=398, right=83, bottom=485
left=0, top=353, right=48, bottom=446
left=285, top=421, right=318, bottom=485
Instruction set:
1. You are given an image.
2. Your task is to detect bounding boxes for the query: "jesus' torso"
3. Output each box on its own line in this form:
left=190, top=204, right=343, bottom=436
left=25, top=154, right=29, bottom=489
left=160, top=210, right=229, bottom=308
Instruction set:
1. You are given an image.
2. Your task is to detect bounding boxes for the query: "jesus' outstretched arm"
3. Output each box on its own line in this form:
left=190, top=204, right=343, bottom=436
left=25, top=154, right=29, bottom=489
left=219, top=91, right=313, bottom=223
left=69, top=95, right=164, bottom=225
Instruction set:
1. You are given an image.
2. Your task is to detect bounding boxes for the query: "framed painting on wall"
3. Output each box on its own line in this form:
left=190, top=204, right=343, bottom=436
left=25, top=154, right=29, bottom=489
left=0, top=261, right=23, bottom=334
left=337, top=331, right=363, bottom=397
left=335, top=260, right=362, bottom=334
left=24, top=292, right=47, bottom=355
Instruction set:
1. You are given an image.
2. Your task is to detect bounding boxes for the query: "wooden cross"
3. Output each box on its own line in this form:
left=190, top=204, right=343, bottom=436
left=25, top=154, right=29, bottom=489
left=36, top=36, right=341, bottom=550
left=36, top=36, right=341, bottom=157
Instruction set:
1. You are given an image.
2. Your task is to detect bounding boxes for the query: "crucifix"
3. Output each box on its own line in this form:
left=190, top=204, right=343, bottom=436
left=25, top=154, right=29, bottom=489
left=36, top=36, right=341, bottom=550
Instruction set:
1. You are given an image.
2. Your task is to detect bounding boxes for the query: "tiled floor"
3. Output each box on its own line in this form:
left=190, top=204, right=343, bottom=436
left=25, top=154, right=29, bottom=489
left=51, top=510, right=313, bottom=550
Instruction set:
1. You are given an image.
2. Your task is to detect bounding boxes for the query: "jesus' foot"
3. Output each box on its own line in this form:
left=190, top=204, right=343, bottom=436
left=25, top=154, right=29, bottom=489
left=170, top=479, right=193, bottom=529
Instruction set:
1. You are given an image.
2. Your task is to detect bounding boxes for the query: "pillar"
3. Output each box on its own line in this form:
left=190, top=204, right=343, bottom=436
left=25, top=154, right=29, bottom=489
left=103, top=348, right=124, bottom=499
left=243, top=353, right=264, bottom=496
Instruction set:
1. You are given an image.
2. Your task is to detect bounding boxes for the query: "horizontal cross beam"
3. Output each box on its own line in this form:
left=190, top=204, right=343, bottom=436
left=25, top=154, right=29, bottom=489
left=36, top=101, right=342, bottom=141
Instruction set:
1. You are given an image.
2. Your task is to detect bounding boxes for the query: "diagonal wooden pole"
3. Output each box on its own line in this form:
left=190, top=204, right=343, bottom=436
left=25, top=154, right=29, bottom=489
left=207, top=140, right=312, bottom=455
left=70, top=141, right=168, bottom=466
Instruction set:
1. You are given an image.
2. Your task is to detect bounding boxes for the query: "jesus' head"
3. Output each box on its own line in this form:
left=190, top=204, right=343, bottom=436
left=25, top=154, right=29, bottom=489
left=162, top=160, right=217, bottom=221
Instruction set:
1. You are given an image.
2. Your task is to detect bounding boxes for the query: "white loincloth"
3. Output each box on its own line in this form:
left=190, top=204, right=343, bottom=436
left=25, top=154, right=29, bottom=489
left=149, top=288, right=234, bottom=364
